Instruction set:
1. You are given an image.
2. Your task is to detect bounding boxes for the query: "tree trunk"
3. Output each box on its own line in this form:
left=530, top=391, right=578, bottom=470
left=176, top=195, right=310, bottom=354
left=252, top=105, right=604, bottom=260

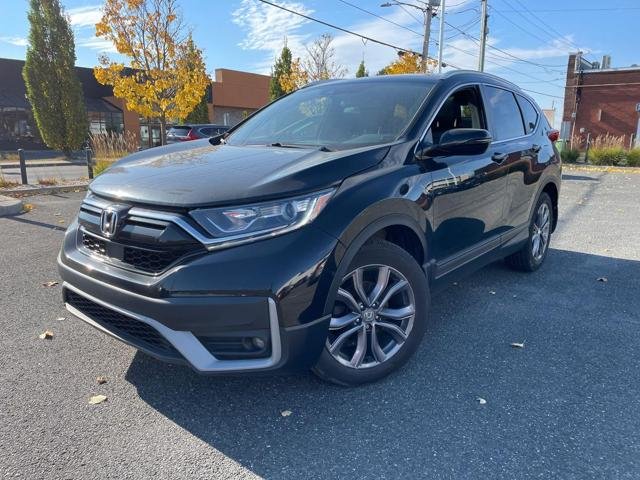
left=159, top=115, right=167, bottom=146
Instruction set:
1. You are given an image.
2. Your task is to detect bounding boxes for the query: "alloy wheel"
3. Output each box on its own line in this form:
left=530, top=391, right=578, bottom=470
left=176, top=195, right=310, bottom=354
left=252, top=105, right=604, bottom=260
left=531, top=202, right=551, bottom=261
left=326, top=264, right=416, bottom=369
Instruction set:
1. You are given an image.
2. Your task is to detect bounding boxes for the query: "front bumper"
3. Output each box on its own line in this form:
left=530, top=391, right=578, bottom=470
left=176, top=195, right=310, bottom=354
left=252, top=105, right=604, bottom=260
left=59, top=217, right=337, bottom=374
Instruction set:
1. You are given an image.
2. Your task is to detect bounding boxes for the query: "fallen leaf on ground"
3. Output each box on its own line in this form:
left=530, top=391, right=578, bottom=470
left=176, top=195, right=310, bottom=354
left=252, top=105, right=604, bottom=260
left=54, top=213, right=61, bottom=216
left=281, top=410, right=292, bottom=417
left=477, top=397, right=487, bottom=405
left=510, top=342, right=525, bottom=349
left=56, top=317, right=65, bottom=321
left=96, top=376, right=107, bottom=385
left=38, top=330, right=54, bottom=340
left=22, top=203, right=34, bottom=213
left=58, top=219, right=65, bottom=224
left=89, top=395, right=107, bottom=405
left=42, top=281, right=59, bottom=287
left=597, top=277, right=608, bottom=282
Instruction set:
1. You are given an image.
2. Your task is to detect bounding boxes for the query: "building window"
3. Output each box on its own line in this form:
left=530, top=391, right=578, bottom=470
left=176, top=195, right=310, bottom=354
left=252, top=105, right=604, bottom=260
left=88, top=111, right=124, bottom=135
left=0, top=106, right=43, bottom=148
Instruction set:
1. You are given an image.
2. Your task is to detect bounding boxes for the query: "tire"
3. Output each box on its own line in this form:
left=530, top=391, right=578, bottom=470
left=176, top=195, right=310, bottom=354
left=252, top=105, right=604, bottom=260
left=312, top=240, right=430, bottom=386
left=506, top=192, right=553, bottom=272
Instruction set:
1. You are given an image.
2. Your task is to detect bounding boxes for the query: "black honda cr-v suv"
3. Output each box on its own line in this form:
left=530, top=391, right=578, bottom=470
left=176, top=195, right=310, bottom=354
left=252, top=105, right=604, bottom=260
left=59, top=71, right=561, bottom=385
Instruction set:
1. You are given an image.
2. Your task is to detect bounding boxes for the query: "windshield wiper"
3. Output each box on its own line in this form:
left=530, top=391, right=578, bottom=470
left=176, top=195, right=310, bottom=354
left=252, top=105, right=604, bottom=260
left=269, top=142, right=334, bottom=152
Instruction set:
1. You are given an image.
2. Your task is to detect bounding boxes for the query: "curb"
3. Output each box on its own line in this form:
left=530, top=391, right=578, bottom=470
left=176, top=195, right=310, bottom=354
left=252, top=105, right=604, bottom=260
left=563, top=164, right=640, bottom=174
left=0, top=194, right=23, bottom=216
left=0, top=161, right=86, bottom=169
left=0, top=182, right=89, bottom=197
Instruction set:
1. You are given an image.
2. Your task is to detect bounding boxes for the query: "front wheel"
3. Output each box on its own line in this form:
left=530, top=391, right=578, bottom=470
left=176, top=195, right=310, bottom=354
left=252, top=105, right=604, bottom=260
left=506, top=192, right=553, bottom=272
left=312, top=240, right=429, bottom=386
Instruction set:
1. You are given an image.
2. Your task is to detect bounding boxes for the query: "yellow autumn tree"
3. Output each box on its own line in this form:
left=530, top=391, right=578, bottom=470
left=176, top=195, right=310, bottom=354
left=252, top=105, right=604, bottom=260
left=94, top=0, right=209, bottom=144
left=378, top=52, right=437, bottom=75
left=279, top=57, right=308, bottom=94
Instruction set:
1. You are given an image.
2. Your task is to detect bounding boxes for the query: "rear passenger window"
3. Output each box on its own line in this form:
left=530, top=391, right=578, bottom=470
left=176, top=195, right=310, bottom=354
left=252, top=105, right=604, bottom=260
left=516, top=95, right=539, bottom=134
left=484, top=86, right=525, bottom=141
left=199, top=127, right=213, bottom=136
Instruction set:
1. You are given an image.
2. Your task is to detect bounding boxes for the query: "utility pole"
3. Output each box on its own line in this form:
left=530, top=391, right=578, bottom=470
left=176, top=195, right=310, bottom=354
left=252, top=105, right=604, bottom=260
left=478, top=0, right=488, bottom=72
left=381, top=1, right=440, bottom=73
left=421, top=4, right=433, bottom=73
left=437, top=0, right=446, bottom=73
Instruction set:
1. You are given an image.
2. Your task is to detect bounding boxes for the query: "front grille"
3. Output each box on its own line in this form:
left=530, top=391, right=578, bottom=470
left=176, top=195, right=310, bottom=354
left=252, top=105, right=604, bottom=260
left=80, top=231, right=204, bottom=274
left=123, top=245, right=193, bottom=273
left=82, top=233, right=107, bottom=256
left=66, top=290, right=182, bottom=360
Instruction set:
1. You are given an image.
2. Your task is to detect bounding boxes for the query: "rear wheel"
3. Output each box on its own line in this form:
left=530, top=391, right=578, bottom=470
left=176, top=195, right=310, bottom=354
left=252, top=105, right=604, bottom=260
left=313, top=240, right=429, bottom=386
left=506, top=192, right=553, bottom=272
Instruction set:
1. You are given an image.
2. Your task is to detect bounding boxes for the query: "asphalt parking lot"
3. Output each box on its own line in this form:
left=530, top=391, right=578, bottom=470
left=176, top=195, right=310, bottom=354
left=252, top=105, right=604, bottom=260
left=1, top=168, right=639, bottom=479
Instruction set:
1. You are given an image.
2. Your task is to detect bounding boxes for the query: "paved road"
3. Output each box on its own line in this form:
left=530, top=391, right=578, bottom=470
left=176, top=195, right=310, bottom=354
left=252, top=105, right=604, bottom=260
left=1, top=164, right=89, bottom=183
left=1, top=169, right=640, bottom=479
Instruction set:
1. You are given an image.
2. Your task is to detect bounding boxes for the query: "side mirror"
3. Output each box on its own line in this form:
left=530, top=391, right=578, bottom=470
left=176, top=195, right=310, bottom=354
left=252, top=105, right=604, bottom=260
left=417, top=128, right=492, bottom=159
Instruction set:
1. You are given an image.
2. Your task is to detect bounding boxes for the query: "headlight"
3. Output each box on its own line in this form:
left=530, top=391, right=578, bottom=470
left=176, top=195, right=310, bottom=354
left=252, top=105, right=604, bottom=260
left=189, top=189, right=335, bottom=243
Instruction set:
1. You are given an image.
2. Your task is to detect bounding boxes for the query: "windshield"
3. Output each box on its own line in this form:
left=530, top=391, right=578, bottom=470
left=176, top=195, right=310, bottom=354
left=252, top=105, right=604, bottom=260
left=226, top=80, right=432, bottom=150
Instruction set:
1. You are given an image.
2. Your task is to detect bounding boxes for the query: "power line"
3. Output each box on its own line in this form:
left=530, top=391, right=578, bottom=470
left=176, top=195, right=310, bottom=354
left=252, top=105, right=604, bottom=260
left=503, top=0, right=595, bottom=62
left=335, top=0, right=423, bottom=38
left=520, top=88, right=563, bottom=99
left=256, top=0, right=462, bottom=68
left=493, top=7, right=640, bottom=13
left=256, top=0, right=426, bottom=59
left=444, top=18, right=566, bottom=75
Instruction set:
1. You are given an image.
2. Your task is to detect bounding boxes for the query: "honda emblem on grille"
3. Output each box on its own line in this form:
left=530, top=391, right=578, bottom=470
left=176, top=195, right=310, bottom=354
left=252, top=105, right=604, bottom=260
left=100, top=205, right=128, bottom=238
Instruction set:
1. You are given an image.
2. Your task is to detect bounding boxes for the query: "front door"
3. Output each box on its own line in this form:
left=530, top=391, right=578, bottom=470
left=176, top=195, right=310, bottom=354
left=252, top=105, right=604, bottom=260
left=426, top=85, right=509, bottom=268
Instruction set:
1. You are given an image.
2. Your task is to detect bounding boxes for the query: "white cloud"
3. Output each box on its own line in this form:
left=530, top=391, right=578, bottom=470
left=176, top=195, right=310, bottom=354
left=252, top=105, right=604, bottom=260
left=232, top=0, right=314, bottom=72
left=0, top=36, right=28, bottom=47
left=67, top=5, right=103, bottom=28
left=77, top=36, right=117, bottom=53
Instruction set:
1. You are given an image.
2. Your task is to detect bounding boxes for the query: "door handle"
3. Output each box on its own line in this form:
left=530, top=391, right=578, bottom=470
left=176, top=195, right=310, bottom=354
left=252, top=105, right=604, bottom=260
left=491, top=152, right=508, bottom=163
left=532, top=144, right=542, bottom=153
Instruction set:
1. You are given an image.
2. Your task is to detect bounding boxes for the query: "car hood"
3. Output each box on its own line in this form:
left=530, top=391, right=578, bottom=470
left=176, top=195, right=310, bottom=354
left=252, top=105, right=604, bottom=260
left=89, top=139, right=389, bottom=208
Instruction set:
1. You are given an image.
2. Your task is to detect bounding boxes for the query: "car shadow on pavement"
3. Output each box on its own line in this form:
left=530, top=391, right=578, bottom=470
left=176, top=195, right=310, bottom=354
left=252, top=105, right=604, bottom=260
left=125, top=248, right=640, bottom=478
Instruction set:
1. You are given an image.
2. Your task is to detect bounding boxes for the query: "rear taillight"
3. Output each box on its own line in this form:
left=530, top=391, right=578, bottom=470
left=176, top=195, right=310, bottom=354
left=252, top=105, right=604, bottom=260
left=547, top=129, right=559, bottom=142
left=186, top=129, right=199, bottom=141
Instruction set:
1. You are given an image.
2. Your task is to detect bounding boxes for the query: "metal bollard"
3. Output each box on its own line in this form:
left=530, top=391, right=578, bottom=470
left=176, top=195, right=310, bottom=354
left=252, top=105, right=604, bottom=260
left=18, top=149, right=28, bottom=185
left=85, top=147, right=94, bottom=179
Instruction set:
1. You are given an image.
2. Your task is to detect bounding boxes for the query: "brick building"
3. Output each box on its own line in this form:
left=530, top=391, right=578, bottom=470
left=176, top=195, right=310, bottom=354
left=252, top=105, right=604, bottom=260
left=562, top=52, right=640, bottom=148
left=0, top=58, right=270, bottom=151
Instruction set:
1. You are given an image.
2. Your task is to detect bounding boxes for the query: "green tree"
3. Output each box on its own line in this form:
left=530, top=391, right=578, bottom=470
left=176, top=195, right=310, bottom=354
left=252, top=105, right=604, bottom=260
left=23, top=0, right=87, bottom=154
left=355, top=60, right=368, bottom=78
left=270, top=44, right=292, bottom=100
left=184, top=90, right=210, bottom=124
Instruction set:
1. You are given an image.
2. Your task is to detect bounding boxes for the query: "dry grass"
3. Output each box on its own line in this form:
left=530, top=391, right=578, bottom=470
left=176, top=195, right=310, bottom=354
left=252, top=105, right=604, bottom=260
left=0, top=171, right=19, bottom=188
left=37, top=177, right=58, bottom=186
left=89, top=131, right=138, bottom=162
left=0, top=152, right=19, bottom=162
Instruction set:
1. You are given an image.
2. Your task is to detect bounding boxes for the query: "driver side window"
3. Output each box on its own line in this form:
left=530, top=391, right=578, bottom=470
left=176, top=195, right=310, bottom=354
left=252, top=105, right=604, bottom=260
left=425, top=86, right=486, bottom=145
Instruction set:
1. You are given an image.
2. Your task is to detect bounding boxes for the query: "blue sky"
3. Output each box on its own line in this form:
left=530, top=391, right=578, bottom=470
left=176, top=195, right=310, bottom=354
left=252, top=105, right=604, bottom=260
left=1, top=0, right=639, bottom=122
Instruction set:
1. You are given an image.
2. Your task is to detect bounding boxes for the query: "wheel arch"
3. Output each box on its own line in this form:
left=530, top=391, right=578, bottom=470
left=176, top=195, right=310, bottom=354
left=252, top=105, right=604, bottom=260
left=539, top=180, right=559, bottom=232
left=322, top=204, right=428, bottom=316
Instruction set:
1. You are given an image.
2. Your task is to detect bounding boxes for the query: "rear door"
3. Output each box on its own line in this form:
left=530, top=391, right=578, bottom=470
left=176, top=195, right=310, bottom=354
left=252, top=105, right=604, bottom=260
left=428, top=85, right=509, bottom=268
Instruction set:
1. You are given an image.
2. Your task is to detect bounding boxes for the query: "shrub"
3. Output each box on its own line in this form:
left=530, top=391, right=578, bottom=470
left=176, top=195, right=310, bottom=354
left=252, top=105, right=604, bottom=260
left=561, top=149, right=580, bottom=163
left=626, top=149, right=640, bottom=167
left=588, top=147, right=626, bottom=166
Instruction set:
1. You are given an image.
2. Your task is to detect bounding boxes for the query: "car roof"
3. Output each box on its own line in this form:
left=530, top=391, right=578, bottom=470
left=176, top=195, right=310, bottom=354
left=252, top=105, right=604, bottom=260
left=304, top=70, right=523, bottom=94
left=171, top=124, right=229, bottom=128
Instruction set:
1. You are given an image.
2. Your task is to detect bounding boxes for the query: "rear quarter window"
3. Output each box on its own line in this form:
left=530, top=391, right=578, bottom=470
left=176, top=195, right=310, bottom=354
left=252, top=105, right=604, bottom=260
left=516, top=95, right=539, bottom=134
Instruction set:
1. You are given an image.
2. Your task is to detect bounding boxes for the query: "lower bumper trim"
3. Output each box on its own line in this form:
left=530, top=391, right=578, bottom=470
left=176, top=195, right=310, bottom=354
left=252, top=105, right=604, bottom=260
left=63, top=282, right=283, bottom=373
